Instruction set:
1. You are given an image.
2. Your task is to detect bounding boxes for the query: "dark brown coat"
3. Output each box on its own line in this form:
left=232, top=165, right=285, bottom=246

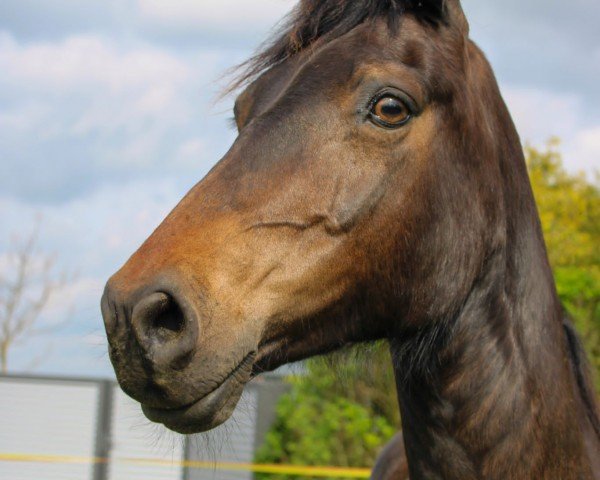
left=102, top=1, right=600, bottom=478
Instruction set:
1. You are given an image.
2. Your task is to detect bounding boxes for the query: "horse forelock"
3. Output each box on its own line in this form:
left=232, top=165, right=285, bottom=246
left=228, top=0, right=447, bottom=92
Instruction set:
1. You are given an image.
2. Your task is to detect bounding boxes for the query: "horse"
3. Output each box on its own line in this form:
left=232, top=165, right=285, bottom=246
left=372, top=433, right=410, bottom=479
left=101, top=0, right=600, bottom=478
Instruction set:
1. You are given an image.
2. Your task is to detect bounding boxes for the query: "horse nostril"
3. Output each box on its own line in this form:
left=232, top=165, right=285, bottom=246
left=132, top=292, right=198, bottom=369
left=150, top=296, right=185, bottom=339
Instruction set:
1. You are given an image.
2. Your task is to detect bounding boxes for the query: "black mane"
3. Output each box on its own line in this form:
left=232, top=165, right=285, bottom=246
left=231, top=0, right=445, bottom=90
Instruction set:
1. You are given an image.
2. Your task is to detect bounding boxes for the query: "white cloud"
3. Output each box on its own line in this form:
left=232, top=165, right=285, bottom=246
left=502, top=85, right=600, bottom=175
left=0, top=32, right=233, bottom=201
left=174, top=137, right=210, bottom=168
left=7, top=332, right=113, bottom=377
left=0, top=102, right=50, bottom=132
left=43, top=276, right=106, bottom=326
left=0, top=0, right=598, bottom=381
left=0, top=33, right=194, bottom=137
left=0, top=176, right=193, bottom=376
left=0, top=177, right=186, bottom=277
left=136, top=0, right=294, bottom=34
left=0, top=33, right=190, bottom=92
left=502, top=87, right=582, bottom=143
left=464, top=0, right=600, bottom=105
left=568, top=126, right=600, bottom=175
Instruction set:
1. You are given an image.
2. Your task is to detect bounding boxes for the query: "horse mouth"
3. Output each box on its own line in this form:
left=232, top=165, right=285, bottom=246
left=252, top=338, right=287, bottom=375
left=141, top=351, right=256, bottom=434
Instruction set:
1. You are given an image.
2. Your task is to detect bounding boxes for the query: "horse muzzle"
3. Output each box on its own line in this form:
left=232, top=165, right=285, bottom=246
left=101, top=276, right=256, bottom=433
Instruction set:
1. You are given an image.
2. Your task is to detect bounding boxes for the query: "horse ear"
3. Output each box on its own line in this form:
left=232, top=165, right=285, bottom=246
left=412, top=0, right=468, bottom=35
left=442, top=0, right=469, bottom=35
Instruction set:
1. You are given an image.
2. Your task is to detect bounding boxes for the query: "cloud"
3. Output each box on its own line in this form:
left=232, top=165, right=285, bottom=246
left=0, top=33, right=189, bottom=92
left=7, top=331, right=113, bottom=377
left=502, top=85, right=600, bottom=175
left=463, top=0, right=600, bottom=112
left=136, top=0, right=294, bottom=33
left=0, top=0, right=295, bottom=49
left=0, top=0, right=599, bottom=380
left=133, top=0, right=295, bottom=48
left=568, top=126, right=600, bottom=175
left=0, top=177, right=188, bottom=275
left=0, top=32, right=236, bottom=203
left=0, top=33, right=196, bottom=154
left=0, top=0, right=122, bottom=41
left=43, top=277, right=106, bottom=326
left=502, top=87, right=582, bottom=143
left=0, top=176, right=193, bottom=377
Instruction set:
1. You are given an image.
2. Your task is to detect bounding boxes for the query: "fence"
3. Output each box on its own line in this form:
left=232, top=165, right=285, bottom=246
left=0, top=373, right=292, bottom=480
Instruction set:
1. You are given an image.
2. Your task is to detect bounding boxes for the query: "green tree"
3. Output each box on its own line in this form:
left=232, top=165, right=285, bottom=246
left=255, top=344, right=397, bottom=480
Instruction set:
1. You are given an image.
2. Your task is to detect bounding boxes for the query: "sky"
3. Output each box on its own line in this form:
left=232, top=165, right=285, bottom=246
left=0, top=0, right=599, bottom=378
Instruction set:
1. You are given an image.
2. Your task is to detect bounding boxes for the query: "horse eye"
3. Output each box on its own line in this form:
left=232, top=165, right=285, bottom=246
left=370, top=95, right=411, bottom=128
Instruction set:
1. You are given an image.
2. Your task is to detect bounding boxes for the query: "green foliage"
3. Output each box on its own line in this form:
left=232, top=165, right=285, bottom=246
left=255, top=143, right=600, bottom=478
left=526, top=141, right=600, bottom=385
left=254, top=345, right=397, bottom=480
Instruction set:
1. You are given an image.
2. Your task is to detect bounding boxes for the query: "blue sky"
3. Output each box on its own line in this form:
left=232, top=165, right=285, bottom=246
left=1, top=0, right=599, bottom=378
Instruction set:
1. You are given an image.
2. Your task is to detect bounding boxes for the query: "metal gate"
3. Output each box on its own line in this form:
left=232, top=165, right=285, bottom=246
left=0, top=376, right=100, bottom=480
left=0, top=374, right=287, bottom=480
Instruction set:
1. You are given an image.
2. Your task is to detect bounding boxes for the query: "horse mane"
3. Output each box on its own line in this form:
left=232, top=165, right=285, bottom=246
left=229, top=0, right=445, bottom=91
left=563, top=318, right=600, bottom=439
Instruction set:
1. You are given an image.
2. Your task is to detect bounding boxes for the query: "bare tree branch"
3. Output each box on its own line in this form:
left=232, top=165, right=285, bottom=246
left=0, top=221, right=71, bottom=374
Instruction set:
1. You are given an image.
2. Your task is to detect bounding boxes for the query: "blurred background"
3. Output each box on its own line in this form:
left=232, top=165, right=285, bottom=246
left=0, top=1, right=598, bottom=479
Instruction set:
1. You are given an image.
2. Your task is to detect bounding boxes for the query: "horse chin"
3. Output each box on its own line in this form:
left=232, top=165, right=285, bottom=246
left=137, top=350, right=257, bottom=434
left=141, top=369, right=247, bottom=434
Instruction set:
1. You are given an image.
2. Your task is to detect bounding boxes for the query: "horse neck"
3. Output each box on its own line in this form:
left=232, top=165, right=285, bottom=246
left=391, top=175, right=595, bottom=479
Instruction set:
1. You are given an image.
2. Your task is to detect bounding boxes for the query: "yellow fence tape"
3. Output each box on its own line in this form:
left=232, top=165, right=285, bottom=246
left=0, top=453, right=372, bottom=478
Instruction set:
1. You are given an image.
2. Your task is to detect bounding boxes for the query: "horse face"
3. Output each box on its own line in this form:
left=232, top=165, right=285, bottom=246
left=102, top=5, right=490, bottom=434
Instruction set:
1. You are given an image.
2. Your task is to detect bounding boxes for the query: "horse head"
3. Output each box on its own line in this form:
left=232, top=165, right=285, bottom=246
left=101, top=9, right=599, bottom=478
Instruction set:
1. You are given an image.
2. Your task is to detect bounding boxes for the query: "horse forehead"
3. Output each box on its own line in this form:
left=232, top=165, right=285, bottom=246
left=238, top=19, right=438, bottom=111
left=235, top=21, right=462, bottom=137
left=305, top=16, right=442, bottom=73
left=279, top=22, right=428, bottom=89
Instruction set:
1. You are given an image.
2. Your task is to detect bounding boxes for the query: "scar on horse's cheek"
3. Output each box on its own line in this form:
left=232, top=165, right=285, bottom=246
left=329, top=171, right=388, bottom=231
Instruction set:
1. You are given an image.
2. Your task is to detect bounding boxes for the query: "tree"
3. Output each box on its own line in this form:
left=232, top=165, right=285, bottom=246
left=255, top=344, right=397, bottom=480
left=0, top=225, right=68, bottom=374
